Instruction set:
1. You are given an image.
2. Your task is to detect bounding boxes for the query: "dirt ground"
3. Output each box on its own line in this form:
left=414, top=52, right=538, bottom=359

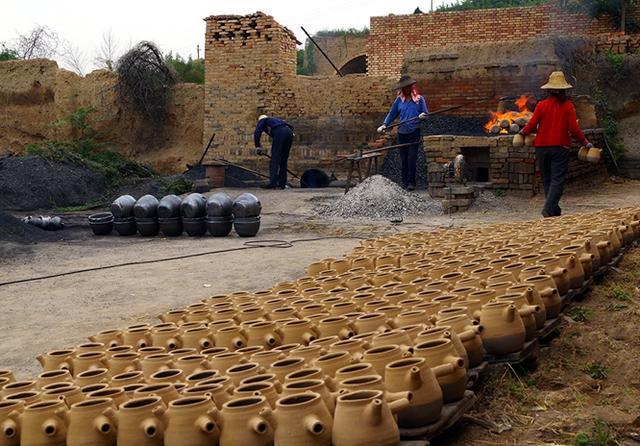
left=1, top=180, right=640, bottom=444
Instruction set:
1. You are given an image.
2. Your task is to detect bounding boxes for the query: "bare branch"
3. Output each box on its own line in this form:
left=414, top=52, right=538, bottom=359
left=59, top=40, right=86, bottom=75
left=95, top=29, right=120, bottom=71
left=15, top=25, right=59, bottom=59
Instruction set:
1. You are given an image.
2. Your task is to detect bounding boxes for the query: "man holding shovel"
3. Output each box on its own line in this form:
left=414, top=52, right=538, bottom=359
left=254, top=114, right=294, bottom=189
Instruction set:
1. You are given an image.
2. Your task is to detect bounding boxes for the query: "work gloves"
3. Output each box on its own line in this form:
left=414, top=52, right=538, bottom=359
left=419, top=112, right=428, bottom=120
left=585, top=142, right=594, bottom=149
left=377, top=125, right=387, bottom=133
left=255, top=147, right=264, bottom=155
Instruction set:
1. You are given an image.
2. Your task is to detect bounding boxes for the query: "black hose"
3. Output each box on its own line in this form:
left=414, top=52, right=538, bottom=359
left=0, top=236, right=367, bottom=288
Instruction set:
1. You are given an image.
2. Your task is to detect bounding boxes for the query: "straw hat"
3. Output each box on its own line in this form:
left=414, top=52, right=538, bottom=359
left=541, top=71, right=573, bottom=90
left=393, top=75, right=417, bottom=90
left=258, top=114, right=268, bottom=122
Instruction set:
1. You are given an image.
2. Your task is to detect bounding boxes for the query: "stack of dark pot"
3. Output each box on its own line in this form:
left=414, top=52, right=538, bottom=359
left=232, top=193, right=262, bottom=237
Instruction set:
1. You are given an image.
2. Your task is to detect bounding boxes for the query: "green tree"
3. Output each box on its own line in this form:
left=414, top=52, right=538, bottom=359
left=0, top=43, right=18, bottom=61
left=165, top=52, right=204, bottom=84
left=437, top=0, right=546, bottom=11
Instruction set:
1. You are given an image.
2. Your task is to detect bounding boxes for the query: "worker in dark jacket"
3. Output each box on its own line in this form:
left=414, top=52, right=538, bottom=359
left=254, top=115, right=294, bottom=189
left=520, top=71, right=592, bottom=218
left=378, top=75, right=428, bottom=190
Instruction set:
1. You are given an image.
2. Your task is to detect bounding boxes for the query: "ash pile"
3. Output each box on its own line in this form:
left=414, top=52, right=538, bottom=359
left=380, top=115, right=486, bottom=187
left=316, top=175, right=442, bottom=219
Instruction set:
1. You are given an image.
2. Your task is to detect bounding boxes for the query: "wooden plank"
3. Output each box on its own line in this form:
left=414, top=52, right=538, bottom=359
left=466, top=361, right=488, bottom=389
left=486, top=339, right=539, bottom=368
left=536, top=316, right=563, bottom=344
left=399, top=391, right=477, bottom=441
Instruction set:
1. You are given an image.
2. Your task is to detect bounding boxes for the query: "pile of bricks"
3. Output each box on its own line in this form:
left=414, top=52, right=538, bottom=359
left=442, top=184, right=475, bottom=213
left=594, top=34, right=640, bottom=54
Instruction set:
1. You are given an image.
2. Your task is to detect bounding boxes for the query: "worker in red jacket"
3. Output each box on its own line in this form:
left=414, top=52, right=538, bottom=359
left=520, top=71, right=593, bottom=218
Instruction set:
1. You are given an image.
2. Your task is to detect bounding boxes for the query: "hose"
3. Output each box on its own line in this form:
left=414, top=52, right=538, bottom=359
left=0, top=236, right=367, bottom=288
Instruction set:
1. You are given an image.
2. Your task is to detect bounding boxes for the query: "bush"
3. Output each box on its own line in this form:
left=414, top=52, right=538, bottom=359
left=0, top=43, right=18, bottom=61
left=25, top=108, right=154, bottom=186
left=437, top=0, right=546, bottom=11
left=165, top=52, right=204, bottom=84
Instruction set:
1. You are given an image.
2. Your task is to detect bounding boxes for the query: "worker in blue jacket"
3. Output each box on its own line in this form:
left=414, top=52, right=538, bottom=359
left=254, top=115, right=294, bottom=189
left=378, top=75, right=428, bottom=190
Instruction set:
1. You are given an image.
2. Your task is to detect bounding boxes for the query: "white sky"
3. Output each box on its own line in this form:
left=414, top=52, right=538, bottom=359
left=1, top=0, right=448, bottom=73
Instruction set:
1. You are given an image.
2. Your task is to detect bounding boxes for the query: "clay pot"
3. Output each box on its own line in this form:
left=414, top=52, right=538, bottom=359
left=385, top=357, right=443, bottom=427
left=363, top=345, right=408, bottom=376
left=20, top=400, right=68, bottom=446
left=89, top=329, right=124, bottom=348
left=219, top=396, right=274, bottom=446
left=233, top=381, right=281, bottom=408
left=354, top=313, right=390, bottom=334
left=317, top=317, right=355, bottom=340
left=312, top=352, right=354, bottom=378
left=164, top=396, right=219, bottom=446
left=269, top=357, right=306, bottom=383
left=106, top=352, right=141, bottom=376
left=495, top=293, right=540, bottom=341
left=138, top=347, right=166, bottom=358
left=141, top=354, right=174, bottom=379
left=480, top=301, right=526, bottom=356
left=36, top=349, right=75, bottom=373
left=86, top=387, right=128, bottom=408
left=413, top=339, right=466, bottom=403
left=562, top=244, right=594, bottom=280
left=370, top=330, right=412, bottom=349
left=586, top=147, right=602, bottom=163
left=274, top=393, right=333, bottom=446
left=36, top=370, right=73, bottom=390
left=280, top=319, right=319, bottom=345
left=180, top=327, right=214, bottom=351
left=224, top=362, right=263, bottom=387
left=329, top=338, right=368, bottom=360
left=75, top=368, right=112, bottom=388
left=4, top=391, right=41, bottom=406
left=185, top=370, right=219, bottom=388
left=282, top=379, right=338, bottom=414
left=123, top=327, right=151, bottom=349
left=524, top=275, right=561, bottom=319
left=335, top=363, right=375, bottom=383
left=42, top=385, right=84, bottom=407
left=435, top=315, right=484, bottom=368
left=149, top=369, right=184, bottom=385
left=116, top=396, right=166, bottom=446
left=416, top=326, right=469, bottom=369
left=66, top=398, right=117, bottom=446
left=215, top=326, right=247, bottom=351
left=284, top=368, right=324, bottom=383
left=556, top=252, right=586, bottom=290
left=0, top=400, right=24, bottom=446
left=332, top=390, right=409, bottom=446
left=507, top=284, right=546, bottom=328
left=134, top=383, right=181, bottom=406
left=151, top=326, right=182, bottom=351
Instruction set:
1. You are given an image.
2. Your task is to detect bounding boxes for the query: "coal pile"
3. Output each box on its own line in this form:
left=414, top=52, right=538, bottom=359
left=380, top=147, right=428, bottom=188
left=316, top=175, right=442, bottom=219
left=0, top=210, right=61, bottom=243
left=0, top=156, right=107, bottom=211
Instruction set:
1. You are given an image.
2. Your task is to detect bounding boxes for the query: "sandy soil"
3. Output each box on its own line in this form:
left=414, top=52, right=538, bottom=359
left=2, top=180, right=640, bottom=424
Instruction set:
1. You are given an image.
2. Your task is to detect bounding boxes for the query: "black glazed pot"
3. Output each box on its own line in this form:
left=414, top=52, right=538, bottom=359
left=136, top=217, right=159, bottom=237
left=114, top=217, right=137, bottom=236
left=110, top=195, right=136, bottom=219
left=206, top=192, right=234, bottom=217
left=233, top=216, right=261, bottom=237
left=206, top=216, right=233, bottom=237
left=88, top=212, right=114, bottom=236
left=158, top=195, right=183, bottom=218
left=159, top=217, right=183, bottom=237
left=232, top=193, right=262, bottom=218
left=182, top=217, right=207, bottom=237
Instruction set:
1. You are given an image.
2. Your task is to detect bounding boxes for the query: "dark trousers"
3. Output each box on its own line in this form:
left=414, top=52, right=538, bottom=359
left=397, top=129, right=421, bottom=188
left=269, top=125, right=293, bottom=188
left=536, top=146, right=569, bottom=217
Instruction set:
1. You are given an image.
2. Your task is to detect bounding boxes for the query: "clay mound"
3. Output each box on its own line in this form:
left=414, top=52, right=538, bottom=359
left=0, top=156, right=107, bottom=211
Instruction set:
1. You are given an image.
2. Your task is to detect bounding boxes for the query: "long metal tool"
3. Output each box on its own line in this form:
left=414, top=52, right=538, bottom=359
left=301, top=26, right=343, bottom=77
left=260, top=152, right=301, bottom=179
left=383, top=95, right=517, bottom=131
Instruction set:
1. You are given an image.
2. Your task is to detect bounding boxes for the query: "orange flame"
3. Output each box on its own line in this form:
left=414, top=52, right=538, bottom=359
left=484, top=95, right=535, bottom=133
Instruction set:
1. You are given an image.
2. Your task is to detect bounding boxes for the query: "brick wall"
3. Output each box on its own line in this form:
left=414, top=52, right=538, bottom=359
left=368, top=3, right=625, bottom=77
left=203, top=12, right=393, bottom=175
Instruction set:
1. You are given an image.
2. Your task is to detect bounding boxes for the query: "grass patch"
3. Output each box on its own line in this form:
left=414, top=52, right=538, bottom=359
left=53, top=201, right=104, bottom=213
left=610, top=287, right=632, bottom=302
left=568, top=306, right=592, bottom=322
left=583, top=362, right=611, bottom=380
left=159, top=177, right=192, bottom=196
left=494, top=188, right=506, bottom=198
left=575, top=419, right=615, bottom=446
left=605, top=302, right=628, bottom=311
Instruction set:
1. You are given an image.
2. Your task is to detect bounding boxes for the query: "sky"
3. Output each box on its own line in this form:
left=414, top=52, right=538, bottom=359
left=1, top=0, right=449, bottom=73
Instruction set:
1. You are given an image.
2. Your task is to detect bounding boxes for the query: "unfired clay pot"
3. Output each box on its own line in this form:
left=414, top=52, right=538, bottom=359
left=20, top=400, right=68, bottom=446
left=332, top=390, right=409, bottom=446
left=36, top=349, right=75, bottom=373
left=180, top=327, right=214, bottom=351
left=66, top=397, right=117, bottom=446
left=416, top=326, right=469, bottom=370
left=335, top=363, right=375, bottom=383
left=141, top=354, right=174, bottom=379
left=234, top=382, right=281, bottom=408
left=436, top=315, right=484, bottom=368
left=480, top=302, right=526, bottom=355
left=36, top=370, right=73, bottom=390
left=385, top=357, right=443, bottom=427
left=281, top=319, right=319, bottom=345
left=413, top=339, right=466, bottom=403
left=312, top=352, right=354, bottom=378
left=86, top=388, right=128, bottom=408
left=523, top=275, right=561, bottom=319
left=363, top=345, right=408, bottom=376
left=164, top=396, right=219, bottom=446
left=274, top=393, right=333, bottom=446
left=134, top=384, right=181, bottom=406
left=0, top=400, right=23, bottom=446
left=115, top=396, right=166, bottom=446
left=89, top=329, right=123, bottom=348
left=75, top=368, right=112, bottom=388
left=507, top=284, right=546, bottom=329
left=495, top=294, right=540, bottom=341
left=151, top=326, right=182, bottom=351
left=219, top=396, right=274, bottom=446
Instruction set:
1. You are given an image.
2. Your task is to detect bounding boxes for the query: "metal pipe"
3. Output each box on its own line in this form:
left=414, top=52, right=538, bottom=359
left=301, top=26, right=343, bottom=77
